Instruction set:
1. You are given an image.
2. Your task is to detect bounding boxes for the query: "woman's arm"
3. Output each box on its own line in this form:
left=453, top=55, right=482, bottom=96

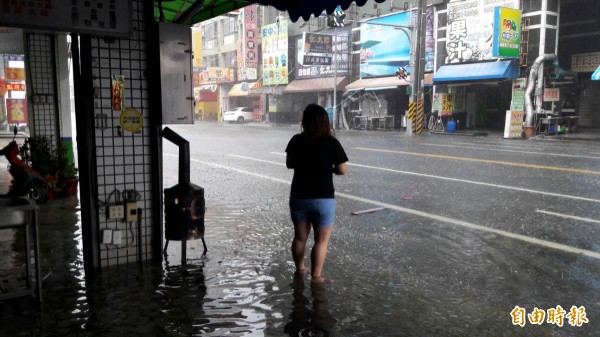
left=333, top=162, right=347, bottom=175
left=286, top=154, right=294, bottom=169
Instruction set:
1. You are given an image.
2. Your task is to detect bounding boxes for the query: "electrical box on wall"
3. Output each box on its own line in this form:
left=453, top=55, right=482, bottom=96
left=108, top=204, right=125, bottom=220
left=125, top=202, right=138, bottom=222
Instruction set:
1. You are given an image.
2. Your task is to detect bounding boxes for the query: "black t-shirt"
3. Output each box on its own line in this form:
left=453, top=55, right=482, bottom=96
left=285, top=133, right=348, bottom=199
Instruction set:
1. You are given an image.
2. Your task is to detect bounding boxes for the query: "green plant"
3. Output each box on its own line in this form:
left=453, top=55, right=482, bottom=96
left=59, top=161, right=78, bottom=179
left=19, top=136, right=62, bottom=176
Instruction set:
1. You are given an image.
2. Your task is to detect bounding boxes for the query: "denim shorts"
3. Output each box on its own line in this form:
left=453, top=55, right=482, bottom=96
left=289, top=198, right=336, bottom=228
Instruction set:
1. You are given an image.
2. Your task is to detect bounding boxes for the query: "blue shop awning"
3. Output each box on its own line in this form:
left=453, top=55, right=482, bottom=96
left=433, top=60, right=519, bottom=84
left=592, top=66, right=600, bottom=81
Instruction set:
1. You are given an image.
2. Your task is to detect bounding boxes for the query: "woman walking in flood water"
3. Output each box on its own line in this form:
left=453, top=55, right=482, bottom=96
left=286, top=104, right=348, bottom=284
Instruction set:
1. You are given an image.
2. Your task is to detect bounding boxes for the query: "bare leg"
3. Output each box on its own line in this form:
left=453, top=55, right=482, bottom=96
left=311, top=225, right=334, bottom=283
left=292, top=221, right=311, bottom=274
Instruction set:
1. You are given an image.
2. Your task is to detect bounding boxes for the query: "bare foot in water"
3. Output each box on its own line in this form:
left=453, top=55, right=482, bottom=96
left=311, top=276, right=334, bottom=284
left=295, top=267, right=310, bottom=276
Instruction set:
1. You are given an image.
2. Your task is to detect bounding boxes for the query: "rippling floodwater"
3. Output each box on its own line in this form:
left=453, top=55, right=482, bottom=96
left=3, top=193, right=591, bottom=336
left=3, top=128, right=600, bottom=336
left=1, top=193, right=346, bottom=336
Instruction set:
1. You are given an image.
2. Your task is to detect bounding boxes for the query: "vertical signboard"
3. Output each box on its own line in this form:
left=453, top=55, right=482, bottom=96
left=504, top=110, right=524, bottom=138
left=192, top=28, right=203, bottom=69
left=441, top=94, right=454, bottom=117
left=261, top=20, right=288, bottom=86
left=511, top=78, right=526, bottom=111
left=239, top=4, right=258, bottom=81
left=492, top=7, right=521, bottom=58
left=446, top=0, right=519, bottom=63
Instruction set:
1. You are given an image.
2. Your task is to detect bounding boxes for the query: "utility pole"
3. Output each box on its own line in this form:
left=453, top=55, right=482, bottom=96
left=333, top=26, right=338, bottom=129
left=408, top=0, right=426, bottom=135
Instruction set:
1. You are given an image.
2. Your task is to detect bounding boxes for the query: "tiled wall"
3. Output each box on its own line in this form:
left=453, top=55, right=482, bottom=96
left=90, top=0, right=154, bottom=267
left=26, top=34, right=57, bottom=140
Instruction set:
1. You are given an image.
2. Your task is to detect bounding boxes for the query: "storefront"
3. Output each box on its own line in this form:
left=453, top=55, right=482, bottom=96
left=193, top=84, right=219, bottom=121
left=432, top=60, right=519, bottom=129
left=345, top=74, right=433, bottom=129
left=434, top=1, right=524, bottom=130
left=227, top=81, right=264, bottom=121
left=283, top=76, right=349, bottom=123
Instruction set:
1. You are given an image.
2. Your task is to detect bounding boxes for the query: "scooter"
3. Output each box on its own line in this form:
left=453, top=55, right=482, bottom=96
left=1, top=126, right=48, bottom=204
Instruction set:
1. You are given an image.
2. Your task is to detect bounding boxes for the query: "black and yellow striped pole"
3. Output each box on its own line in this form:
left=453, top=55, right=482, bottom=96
left=415, top=98, right=424, bottom=135
left=408, top=101, right=416, bottom=134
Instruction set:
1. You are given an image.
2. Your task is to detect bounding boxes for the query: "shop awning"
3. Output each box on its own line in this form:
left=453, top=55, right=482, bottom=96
left=345, top=74, right=433, bottom=91
left=155, top=0, right=386, bottom=24
left=592, top=66, right=600, bottom=81
left=433, top=60, right=518, bottom=84
left=197, top=84, right=218, bottom=92
left=283, top=76, right=349, bottom=93
left=228, top=82, right=258, bottom=97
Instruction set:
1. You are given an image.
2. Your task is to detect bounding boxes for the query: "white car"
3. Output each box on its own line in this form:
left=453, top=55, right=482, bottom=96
left=222, top=107, right=254, bottom=123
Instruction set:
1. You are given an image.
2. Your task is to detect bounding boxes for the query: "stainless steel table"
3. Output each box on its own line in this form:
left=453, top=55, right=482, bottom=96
left=0, top=197, right=41, bottom=303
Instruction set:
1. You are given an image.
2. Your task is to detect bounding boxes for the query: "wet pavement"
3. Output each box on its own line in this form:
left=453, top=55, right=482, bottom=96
left=1, top=125, right=600, bottom=336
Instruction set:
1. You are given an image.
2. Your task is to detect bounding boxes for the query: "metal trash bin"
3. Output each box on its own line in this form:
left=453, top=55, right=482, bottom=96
left=161, top=127, right=207, bottom=265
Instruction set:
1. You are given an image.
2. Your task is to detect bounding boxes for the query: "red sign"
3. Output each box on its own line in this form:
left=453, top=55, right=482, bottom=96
left=112, top=75, right=124, bottom=111
left=5, top=83, right=25, bottom=91
left=5, top=67, right=25, bottom=80
left=544, top=88, right=560, bottom=102
left=6, top=98, right=28, bottom=124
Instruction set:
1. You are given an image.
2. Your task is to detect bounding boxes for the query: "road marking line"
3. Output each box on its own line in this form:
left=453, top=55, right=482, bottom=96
left=422, top=143, right=600, bottom=160
left=267, top=152, right=600, bottom=204
left=337, top=192, right=600, bottom=260
left=231, top=154, right=285, bottom=166
left=354, top=147, right=600, bottom=175
left=536, top=209, right=600, bottom=225
left=169, top=153, right=600, bottom=261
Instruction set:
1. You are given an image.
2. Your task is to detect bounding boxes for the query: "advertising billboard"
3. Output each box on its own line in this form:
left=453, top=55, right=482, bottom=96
left=360, top=7, right=434, bottom=77
left=6, top=98, right=28, bottom=124
left=261, top=20, right=288, bottom=86
left=296, top=27, right=350, bottom=79
left=492, top=7, right=521, bottom=58
left=303, top=32, right=333, bottom=54
left=446, top=0, right=519, bottom=63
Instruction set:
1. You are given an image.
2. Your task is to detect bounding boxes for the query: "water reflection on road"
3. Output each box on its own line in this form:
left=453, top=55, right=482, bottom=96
left=4, top=125, right=600, bottom=336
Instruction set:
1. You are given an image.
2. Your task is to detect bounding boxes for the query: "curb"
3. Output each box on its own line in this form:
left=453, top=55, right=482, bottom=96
left=430, top=131, right=489, bottom=137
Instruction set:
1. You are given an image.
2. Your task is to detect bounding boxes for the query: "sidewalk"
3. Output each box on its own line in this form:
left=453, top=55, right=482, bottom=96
left=429, top=127, right=600, bottom=142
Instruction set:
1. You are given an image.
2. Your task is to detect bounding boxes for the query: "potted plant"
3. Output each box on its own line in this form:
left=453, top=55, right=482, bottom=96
left=19, top=136, right=61, bottom=177
left=19, top=136, right=65, bottom=197
left=58, top=161, right=79, bottom=196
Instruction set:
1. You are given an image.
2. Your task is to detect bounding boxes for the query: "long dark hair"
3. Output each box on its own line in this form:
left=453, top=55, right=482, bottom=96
left=301, top=104, right=333, bottom=139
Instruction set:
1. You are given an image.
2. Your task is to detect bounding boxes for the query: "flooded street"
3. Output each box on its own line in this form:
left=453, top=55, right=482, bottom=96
left=2, top=124, right=600, bottom=336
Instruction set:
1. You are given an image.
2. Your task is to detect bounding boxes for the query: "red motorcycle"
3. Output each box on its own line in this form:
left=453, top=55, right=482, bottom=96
left=1, top=127, right=48, bottom=204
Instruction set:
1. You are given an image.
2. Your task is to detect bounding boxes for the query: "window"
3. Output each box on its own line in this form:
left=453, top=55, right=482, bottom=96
left=224, top=51, right=237, bottom=68
left=203, top=21, right=218, bottom=49
left=223, top=17, right=237, bottom=36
